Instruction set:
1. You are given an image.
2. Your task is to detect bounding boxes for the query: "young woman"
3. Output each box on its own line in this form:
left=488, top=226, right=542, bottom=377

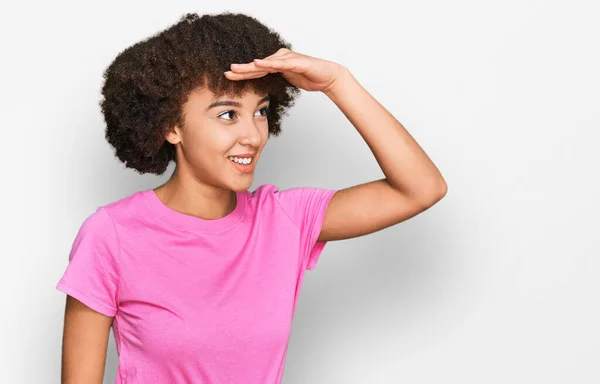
left=57, top=12, right=447, bottom=384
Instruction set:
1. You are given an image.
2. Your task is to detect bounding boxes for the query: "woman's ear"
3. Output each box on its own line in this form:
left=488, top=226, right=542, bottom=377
left=165, top=125, right=182, bottom=145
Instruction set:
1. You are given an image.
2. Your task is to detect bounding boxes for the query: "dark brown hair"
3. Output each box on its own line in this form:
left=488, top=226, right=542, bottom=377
left=100, top=12, right=300, bottom=175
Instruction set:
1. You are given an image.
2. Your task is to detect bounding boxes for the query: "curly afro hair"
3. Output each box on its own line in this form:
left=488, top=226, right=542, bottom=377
left=99, top=12, right=301, bottom=175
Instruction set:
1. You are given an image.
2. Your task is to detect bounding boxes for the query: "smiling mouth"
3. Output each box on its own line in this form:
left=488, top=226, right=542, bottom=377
left=228, top=156, right=254, bottom=165
left=228, top=156, right=255, bottom=173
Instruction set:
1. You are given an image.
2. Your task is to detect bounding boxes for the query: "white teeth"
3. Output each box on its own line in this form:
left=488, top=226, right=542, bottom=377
left=229, top=156, right=252, bottom=165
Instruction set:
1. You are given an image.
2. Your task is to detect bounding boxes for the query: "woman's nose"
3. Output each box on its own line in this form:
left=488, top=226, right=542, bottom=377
left=240, top=123, right=263, bottom=147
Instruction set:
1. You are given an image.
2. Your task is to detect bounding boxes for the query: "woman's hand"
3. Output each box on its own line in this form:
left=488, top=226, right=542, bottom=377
left=224, top=48, right=347, bottom=93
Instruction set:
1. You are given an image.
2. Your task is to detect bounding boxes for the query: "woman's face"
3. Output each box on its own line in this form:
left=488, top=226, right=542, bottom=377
left=166, top=86, right=271, bottom=192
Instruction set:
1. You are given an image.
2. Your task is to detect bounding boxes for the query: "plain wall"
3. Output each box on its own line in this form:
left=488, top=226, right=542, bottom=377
left=1, top=0, right=598, bottom=382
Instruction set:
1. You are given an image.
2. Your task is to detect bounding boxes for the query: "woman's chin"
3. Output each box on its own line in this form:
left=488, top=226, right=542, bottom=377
left=227, top=177, right=254, bottom=192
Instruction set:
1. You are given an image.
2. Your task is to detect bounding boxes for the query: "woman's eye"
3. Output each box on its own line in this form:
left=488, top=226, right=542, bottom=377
left=218, top=107, right=269, bottom=121
left=257, top=106, right=270, bottom=117
left=218, top=111, right=237, bottom=121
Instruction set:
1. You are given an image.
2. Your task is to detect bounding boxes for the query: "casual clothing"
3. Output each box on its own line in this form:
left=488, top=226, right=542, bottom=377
left=56, top=184, right=337, bottom=383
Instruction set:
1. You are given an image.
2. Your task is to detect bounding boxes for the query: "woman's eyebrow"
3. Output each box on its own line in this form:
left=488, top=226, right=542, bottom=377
left=206, top=95, right=270, bottom=111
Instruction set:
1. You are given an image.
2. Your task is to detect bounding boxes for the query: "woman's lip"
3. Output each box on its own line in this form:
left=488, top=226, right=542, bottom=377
left=228, top=153, right=257, bottom=158
left=230, top=158, right=255, bottom=173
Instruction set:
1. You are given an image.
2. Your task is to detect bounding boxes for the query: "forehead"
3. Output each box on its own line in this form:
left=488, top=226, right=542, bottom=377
left=191, top=87, right=268, bottom=104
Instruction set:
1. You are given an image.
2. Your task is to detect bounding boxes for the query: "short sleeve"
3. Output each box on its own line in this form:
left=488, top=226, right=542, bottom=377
left=56, top=207, right=120, bottom=317
left=274, top=186, right=338, bottom=271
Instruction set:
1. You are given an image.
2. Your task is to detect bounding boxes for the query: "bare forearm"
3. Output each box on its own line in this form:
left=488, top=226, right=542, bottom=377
left=323, top=67, right=447, bottom=201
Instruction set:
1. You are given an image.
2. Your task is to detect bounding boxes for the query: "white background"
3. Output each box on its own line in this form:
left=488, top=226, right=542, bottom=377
left=1, top=0, right=599, bottom=383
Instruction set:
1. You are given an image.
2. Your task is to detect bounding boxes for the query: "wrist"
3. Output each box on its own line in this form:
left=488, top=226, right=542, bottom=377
left=323, top=65, right=354, bottom=98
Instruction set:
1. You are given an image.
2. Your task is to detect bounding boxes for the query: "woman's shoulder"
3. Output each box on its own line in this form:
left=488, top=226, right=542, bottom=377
left=249, top=183, right=279, bottom=197
left=80, top=189, right=148, bottom=228
left=249, top=183, right=304, bottom=206
left=101, top=189, right=146, bottom=209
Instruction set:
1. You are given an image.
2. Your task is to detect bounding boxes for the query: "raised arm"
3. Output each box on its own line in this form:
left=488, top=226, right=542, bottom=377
left=226, top=50, right=447, bottom=243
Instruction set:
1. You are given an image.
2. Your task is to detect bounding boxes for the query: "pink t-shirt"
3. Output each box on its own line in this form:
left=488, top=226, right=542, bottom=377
left=56, top=183, right=337, bottom=383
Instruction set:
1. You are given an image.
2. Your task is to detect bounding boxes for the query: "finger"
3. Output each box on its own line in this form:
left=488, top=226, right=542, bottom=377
left=254, top=58, right=305, bottom=72
left=229, top=61, right=281, bottom=73
left=229, top=62, right=259, bottom=73
left=228, top=67, right=272, bottom=77
left=261, top=48, right=293, bottom=60
left=229, top=49, right=293, bottom=71
left=224, top=70, right=269, bottom=80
